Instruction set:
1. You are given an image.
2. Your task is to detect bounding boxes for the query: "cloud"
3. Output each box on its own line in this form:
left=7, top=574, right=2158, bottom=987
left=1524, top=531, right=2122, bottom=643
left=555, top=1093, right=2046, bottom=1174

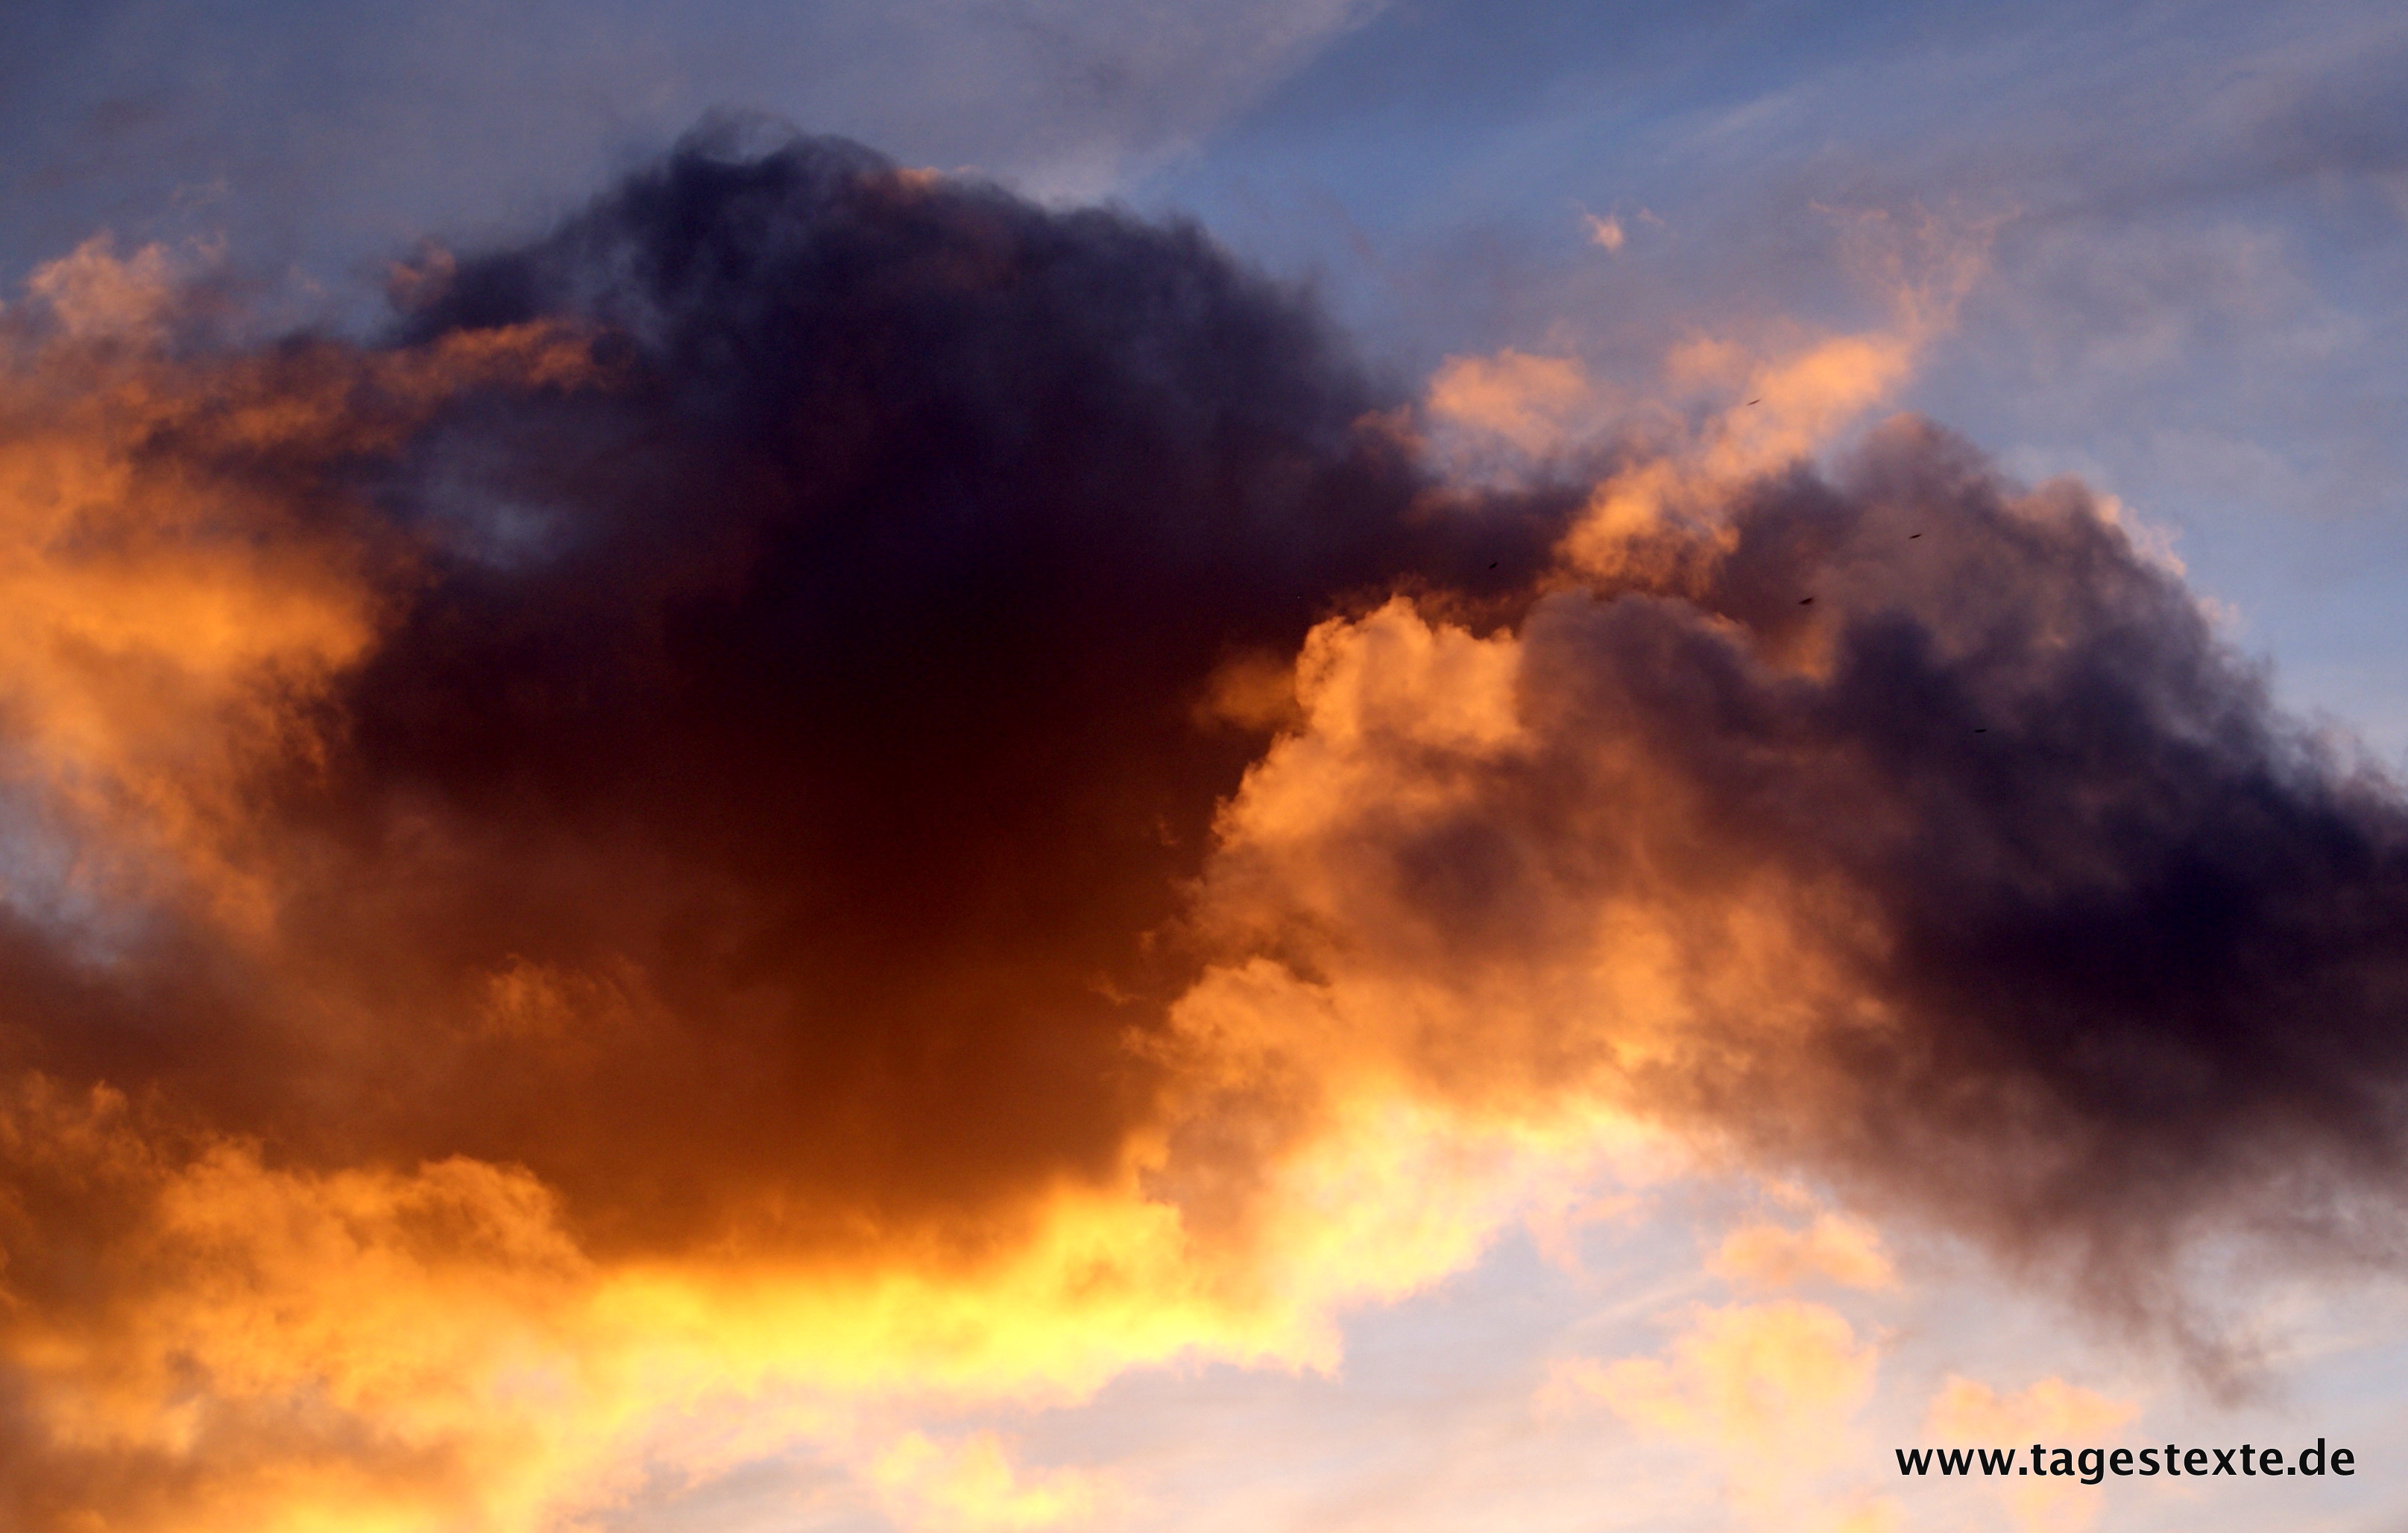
left=21, top=233, right=183, bottom=343
left=1426, top=347, right=1600, bottom=459
left=1712, top=1214, right=1894, bottom=1292
left=1929, top=1376, right=2138, bottom=1533
left=1579, top=1300, right=1878, bottom=1455
left=0, top=243, right=597, bottom=938
left=0, top=125, right=1548, bottom=1529
left=870, top=1432, right=1112, bottom=1532
left=1548, top=1299, right=1894, bottom=1530
left=1582, top=211, right=1626, bottom=252
left=1177, top=409, right=2408, bottom=1329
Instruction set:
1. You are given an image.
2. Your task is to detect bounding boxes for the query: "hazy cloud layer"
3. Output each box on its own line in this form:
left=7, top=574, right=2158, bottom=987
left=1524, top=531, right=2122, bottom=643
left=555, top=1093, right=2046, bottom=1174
left=0, top=0, right=1386, bottom=289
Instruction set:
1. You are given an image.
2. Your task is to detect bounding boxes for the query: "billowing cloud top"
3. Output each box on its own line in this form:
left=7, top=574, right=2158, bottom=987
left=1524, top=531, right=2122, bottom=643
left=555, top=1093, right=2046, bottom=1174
left=0, top=128, right=2401, bottom=1529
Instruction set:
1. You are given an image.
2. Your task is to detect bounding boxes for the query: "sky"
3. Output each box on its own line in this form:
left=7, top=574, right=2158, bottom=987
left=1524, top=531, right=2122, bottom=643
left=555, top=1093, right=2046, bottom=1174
left=0, top=4, right=2404, bottom=1532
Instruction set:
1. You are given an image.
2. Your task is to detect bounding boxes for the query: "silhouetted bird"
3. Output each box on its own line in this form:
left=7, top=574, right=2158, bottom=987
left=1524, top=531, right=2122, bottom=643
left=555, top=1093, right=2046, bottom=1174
left=1799, top=596, right=1815, bottom=605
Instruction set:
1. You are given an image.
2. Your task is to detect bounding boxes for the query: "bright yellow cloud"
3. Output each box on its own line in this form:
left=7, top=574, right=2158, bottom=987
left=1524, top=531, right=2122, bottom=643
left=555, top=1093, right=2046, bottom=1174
left=870, top=1432, right=1112, bottom=1532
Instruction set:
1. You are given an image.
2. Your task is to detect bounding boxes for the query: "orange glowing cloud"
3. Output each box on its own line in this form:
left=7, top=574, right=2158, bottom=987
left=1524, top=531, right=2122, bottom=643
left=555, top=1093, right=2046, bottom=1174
left=1928, top=1376, right=2140, bottom=1533
left=1426, top=206, right=1995, bottom=583
left=0, top=236, right=599, bottom=932
left=1578, top=1300, right=1876, bottom=1453
left=1426, top=347, right=1591, bottom=449
left=1712, top=1214, right=1896, bottom=1291
left=1548, top=1300, right=1896, bottom=1531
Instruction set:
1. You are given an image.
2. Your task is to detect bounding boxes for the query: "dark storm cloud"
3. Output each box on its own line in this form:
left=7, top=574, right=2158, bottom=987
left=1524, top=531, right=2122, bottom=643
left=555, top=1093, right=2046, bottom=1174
left=0, top=128, right=1566, bottom=1527
left=1620, top=425, right=2408, bottom=1257
left=1185, top=413, right=2408, bottom=1311
left=6, top=125, right=1552, bottom=1256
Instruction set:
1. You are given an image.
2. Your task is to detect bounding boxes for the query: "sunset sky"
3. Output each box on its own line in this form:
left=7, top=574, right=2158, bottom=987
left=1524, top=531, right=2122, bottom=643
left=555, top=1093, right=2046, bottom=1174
left=1, top=4, right=2405, bottom=1532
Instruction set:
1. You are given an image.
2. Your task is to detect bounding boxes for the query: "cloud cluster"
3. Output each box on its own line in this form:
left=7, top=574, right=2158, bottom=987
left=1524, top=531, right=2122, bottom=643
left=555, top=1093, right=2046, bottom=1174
left=0, top=127, right=2403, bottom=1527
left=0, top=128, right=1548, bottom=1529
